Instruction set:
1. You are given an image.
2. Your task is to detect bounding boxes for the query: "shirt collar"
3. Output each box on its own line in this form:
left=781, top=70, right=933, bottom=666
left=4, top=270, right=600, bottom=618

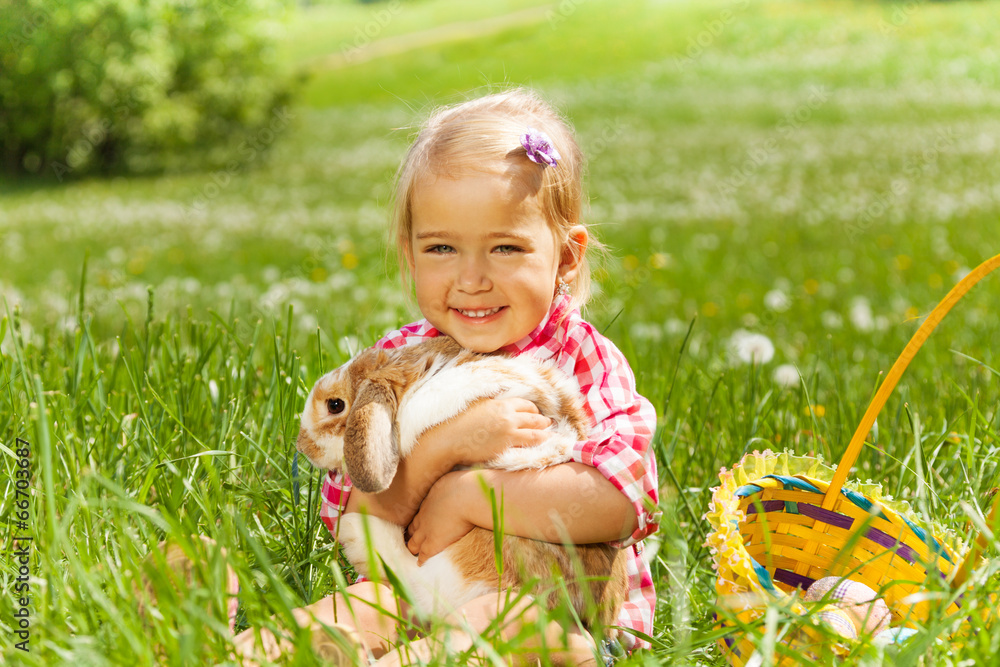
left=500, top=295, right=572, bottom=360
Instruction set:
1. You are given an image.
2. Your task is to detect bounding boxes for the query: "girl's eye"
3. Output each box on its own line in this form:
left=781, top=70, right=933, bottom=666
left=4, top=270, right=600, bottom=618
left=494, top=245, right=522, bottom=255
left=426, top=245, right=454, bottom=254
left=327, top=398, right=346, bottom=415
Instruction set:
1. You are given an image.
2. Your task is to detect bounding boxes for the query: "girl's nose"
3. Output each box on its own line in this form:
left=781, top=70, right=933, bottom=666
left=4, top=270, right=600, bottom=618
left=457, top=255, right=492, bottom=293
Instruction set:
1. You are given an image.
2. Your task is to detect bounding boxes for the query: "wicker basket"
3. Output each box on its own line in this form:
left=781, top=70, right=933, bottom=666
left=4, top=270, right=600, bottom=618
left=706, top=253, right=1000, bottom=665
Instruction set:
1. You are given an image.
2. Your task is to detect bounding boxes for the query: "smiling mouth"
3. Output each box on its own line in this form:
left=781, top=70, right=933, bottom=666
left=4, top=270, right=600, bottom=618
left=454, top=306, right=504, bottom=319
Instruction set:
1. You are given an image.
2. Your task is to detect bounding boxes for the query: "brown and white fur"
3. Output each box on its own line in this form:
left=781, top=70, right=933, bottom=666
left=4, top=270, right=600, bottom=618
left=296, top=336, right=628, bottom=632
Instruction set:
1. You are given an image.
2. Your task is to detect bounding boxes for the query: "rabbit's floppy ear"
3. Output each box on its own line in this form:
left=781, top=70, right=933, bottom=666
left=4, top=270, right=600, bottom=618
left=343, top=378, right=401, bottom=493
left=295, top=427, right=312, bottom=453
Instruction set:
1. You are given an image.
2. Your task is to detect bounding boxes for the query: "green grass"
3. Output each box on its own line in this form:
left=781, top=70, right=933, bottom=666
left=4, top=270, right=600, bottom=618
left=3, top=0, right=1000, bottom=664
left=282, top=0, right=554, bottom=65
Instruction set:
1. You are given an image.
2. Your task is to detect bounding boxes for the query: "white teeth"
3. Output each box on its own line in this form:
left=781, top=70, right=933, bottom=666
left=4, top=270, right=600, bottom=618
left=457, top=307, right=501, bottom=318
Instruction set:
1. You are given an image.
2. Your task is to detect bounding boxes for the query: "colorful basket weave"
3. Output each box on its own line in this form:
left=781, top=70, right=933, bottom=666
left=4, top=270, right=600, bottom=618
left=706, top=253, right=1000, bottom=665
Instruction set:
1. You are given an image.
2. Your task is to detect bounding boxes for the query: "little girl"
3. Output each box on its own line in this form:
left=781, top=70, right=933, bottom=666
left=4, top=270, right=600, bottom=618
left=236, top=88, right=660, bottom=665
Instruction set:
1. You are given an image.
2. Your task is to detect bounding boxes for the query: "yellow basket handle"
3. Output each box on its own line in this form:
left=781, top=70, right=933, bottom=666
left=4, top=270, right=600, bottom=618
left=822, top=252, right=1000, bottom=510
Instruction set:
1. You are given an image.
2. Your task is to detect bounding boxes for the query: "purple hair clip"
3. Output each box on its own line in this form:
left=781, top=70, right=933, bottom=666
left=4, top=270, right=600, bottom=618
left=520, top=128, right=561, bottom=168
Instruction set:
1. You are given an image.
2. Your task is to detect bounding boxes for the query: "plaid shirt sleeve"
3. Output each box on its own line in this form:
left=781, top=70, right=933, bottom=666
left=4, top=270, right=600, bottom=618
left=547, top=316, right=659, bottom=651
left=555, top=319, right=660, bottom=650
left=563, top=322, right=661, bottom=545
left=318, top=320, right=439, bottom=540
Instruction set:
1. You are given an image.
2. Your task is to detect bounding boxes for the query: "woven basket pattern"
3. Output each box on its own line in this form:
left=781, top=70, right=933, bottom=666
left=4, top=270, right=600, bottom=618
left=706, top=253, right=1000, bottom=665
left=706, top=451, right=965, bottom=664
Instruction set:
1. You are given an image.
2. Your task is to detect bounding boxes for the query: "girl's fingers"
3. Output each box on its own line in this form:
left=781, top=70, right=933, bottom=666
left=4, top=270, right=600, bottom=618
left=407, top=531, right=421, bottom=556
left=513, top=427, right=552, bottom=447
left=520, top=412, right=552, bottom=430
left=506, top=397, right=541, bottom=414
left=501, top=398, right=551, bottom=429
left=406, top=515, right=421, bottom=555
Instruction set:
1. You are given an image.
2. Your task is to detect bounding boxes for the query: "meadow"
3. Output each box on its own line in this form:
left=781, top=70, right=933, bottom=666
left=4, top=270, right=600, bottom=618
left=2, top=0, right=1000, bottom=664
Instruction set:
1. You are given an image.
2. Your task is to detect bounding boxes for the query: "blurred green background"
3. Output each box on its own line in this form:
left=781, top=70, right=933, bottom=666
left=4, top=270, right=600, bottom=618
left=3, top=0, right=999, bottom=359
left=2, top=0, right=1000, bottom=664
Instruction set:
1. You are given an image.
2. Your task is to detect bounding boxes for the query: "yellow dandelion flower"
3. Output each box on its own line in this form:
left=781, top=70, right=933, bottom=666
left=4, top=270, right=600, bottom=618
left=804, top=279, right=820, bottom=295
left=649, top=253, right=670, bottom=269
left=805, top=404, right=826, bottom=418
left=127, top=257, right=146, bottom=275
left=702, top=302, right=719, bottom=317
left=342, top=252, right=359, bottom=270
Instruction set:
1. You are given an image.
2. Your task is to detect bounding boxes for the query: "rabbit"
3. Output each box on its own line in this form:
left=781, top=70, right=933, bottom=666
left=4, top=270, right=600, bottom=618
left=296, top=336, right=629, bottom=632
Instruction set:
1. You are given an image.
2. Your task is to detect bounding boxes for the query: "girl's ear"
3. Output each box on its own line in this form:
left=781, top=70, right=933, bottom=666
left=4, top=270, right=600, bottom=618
left=558, top=225, right=589, bottom=284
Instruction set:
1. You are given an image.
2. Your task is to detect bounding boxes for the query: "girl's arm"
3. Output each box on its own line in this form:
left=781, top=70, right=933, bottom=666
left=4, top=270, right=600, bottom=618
left=345, top=397, right=552, bottom=526
left=404, top=329, right=659, bottom=564
left=404, top=463, right=636, bottom=564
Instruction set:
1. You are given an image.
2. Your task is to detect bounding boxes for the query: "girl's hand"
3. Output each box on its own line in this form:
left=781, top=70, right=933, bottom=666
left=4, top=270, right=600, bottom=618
left=405, top=471, right=476, bottom=565
left=424, top=397, right=553, bottom=469
left=348, top=398, right=552, bottom=533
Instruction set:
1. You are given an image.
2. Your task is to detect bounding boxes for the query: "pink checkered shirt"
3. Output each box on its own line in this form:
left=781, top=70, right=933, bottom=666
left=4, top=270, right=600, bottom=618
left=319, top=295, right=660, bottom=650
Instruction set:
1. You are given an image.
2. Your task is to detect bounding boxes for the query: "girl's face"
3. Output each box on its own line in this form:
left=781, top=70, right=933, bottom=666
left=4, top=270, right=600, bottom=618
left=406, top=170, right=585, bottom=353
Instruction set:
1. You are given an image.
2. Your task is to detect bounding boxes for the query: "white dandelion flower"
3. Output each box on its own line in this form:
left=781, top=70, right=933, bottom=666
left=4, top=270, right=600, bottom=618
left=773, top=364, right=801, bottom=388
left=665, top=318, right=689, bottom=335
left=106, top=246, right=127, bottom=265
left=262, top=265, right=281, bottom=283
left=630, top=322, right=663, bottom=342
left=821, top=311, right=843, bottom=329
left=299, top=312, right=318, bottom=332
left=764, top=289, right=791, bottom=312
left=729, top=329, right=775, bottom=365
left=850, top=296, right=875, bottom=331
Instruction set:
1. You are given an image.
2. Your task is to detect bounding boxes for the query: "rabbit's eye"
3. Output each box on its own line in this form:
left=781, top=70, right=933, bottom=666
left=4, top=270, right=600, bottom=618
left=327, top=398, right=346, bottom=415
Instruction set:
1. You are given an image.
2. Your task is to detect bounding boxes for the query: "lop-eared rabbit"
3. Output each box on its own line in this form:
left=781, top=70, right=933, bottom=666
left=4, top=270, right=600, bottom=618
left=296, top=337, right=628, bottom=632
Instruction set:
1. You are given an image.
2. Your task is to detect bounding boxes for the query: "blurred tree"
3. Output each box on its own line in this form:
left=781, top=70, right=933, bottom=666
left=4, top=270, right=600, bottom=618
left=0, top=0, right=294, bottom=178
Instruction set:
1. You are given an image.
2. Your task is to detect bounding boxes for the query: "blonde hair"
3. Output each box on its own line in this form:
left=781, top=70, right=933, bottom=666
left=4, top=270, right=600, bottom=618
left=391, top=88, right=596, bottom=309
